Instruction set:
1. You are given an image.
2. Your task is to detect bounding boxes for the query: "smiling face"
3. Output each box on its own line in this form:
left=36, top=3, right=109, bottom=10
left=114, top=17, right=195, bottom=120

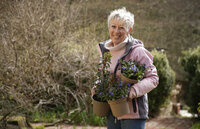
left=109, top=19, right=130, bottom=46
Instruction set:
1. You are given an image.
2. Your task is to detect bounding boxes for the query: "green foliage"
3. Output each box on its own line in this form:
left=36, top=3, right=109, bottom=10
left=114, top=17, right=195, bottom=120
left=95, top=52, right=113, bottom=101
left=148, top=50, right=175, bottom=117
left=198, top=103, right=200, bottom=114
left=190, top=121, right=200, bottom=129
left=33, top=126, right=45, bottom=129
left=120, top=59, right=148, bottom=81
left=179, top=46, right=200, bottom=78
left=95, top=52, right=131, bottom=101
left=179, top=46, right=200, bottom=114
left=31, top=110, right=66, bottom=123
left=69, top=111, right=106, bottom=126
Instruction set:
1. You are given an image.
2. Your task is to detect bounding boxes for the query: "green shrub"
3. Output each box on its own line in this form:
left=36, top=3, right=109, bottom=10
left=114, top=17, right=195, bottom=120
left=179, top=46, right=200, bottom=77
left=31, top=111, right=64, bottom=123
left=179, top=46, right=200, bottom=114
left=33, top=125, right=45, bottom=129
left=190, top=121, right=200, bottom=129
left=198, top=103, right=200, bottom=114
left=149, top=50, right=175, bottom=117
left=68, top=111, right=106, bottom=126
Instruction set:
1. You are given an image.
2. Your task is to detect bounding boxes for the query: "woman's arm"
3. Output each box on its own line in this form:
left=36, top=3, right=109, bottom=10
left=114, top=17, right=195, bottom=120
left=129, top=47, right=159, bottom=98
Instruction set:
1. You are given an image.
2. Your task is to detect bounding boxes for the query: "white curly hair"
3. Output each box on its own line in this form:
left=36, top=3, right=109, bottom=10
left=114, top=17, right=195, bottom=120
left=108, top=7, right=134, bottom=32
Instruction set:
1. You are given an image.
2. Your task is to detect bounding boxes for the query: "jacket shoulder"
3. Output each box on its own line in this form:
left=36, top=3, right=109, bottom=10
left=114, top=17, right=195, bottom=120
left=98, top=40, right=110, bottom=55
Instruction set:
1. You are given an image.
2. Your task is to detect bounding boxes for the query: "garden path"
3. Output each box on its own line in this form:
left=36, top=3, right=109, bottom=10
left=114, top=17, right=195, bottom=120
left=32, top=116, right=195, bottom=129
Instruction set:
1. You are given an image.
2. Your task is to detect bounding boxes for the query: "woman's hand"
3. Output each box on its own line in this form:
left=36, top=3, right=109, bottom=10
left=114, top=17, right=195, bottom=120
left=91, top=86, right=96, bottom=96
left=128, top=92, right=132, bottom=102
left=128, top=87, right=137, bottom=100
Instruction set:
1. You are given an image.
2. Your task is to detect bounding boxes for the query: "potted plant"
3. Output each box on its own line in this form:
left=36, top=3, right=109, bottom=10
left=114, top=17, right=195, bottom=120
left=120, top=59, right=148, bottom=84
left=92, top=94, right=110, bottom=117
left=94, top=70, right=132, bottom=117
left=106, top=80, right=132, bottom=117
left=93, top=52, right=131, bottom=117
left=93, top=53, right=149, bottom=117
left=92, top=52, right=112, bottom=117
left=107, top=59, right=150, bottom=117
left=93, top=52, right=132, bottom=117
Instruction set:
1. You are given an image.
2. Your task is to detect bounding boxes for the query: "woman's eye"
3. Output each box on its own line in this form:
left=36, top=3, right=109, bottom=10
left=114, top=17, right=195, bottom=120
left=119, top=27, right=124, bottom=30
left=111, top=25, right=116, bottom=28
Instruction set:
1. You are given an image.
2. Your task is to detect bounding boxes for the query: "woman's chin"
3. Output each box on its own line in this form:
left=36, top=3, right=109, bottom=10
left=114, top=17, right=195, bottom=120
left=112, top=41, right=121, bottom=46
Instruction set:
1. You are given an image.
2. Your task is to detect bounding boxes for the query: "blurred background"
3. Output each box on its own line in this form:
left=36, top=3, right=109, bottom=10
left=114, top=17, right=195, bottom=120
left=0, top=0, right=199, bottom=129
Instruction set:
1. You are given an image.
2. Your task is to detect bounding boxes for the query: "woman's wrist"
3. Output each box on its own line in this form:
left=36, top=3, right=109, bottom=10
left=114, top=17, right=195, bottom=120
left=129, top=87, right=137, bottom=99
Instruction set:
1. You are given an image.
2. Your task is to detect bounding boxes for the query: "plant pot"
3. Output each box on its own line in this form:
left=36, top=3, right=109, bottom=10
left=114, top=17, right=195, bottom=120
left=92, top=95, right=110, bottom=117
left=108, top=98, right=130, bottom=117
left=120, top=74, right=138, bottom=84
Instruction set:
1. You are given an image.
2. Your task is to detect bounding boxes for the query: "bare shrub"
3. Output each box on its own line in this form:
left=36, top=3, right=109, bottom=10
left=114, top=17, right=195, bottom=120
left=0, top=0, right=97, bottom=126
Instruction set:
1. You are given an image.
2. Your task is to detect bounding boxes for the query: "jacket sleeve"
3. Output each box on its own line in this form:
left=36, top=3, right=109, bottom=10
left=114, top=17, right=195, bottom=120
left=129, top=47, right=159, bottom=98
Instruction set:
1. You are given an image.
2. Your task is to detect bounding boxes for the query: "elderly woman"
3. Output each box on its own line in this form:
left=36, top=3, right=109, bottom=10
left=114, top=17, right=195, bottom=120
left=92, top=7, right=159, bottom=129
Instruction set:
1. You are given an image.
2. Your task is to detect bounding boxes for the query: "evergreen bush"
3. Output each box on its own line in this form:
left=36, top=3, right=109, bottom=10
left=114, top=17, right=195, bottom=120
left=149, top=50, right=175, bottom=117
left=179, top=46, right=200, bottom=114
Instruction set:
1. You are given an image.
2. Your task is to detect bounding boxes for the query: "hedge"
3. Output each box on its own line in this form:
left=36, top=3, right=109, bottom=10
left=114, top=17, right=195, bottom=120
left=179, top=46, right=200, bottom=114
left=149, top=50, right=176, bottom=117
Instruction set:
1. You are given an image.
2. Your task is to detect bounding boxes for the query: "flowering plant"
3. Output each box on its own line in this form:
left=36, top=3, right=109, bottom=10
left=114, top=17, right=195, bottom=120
left=198, top=102, right=200, bottom=114
left=94, top=52, right=132, bottom=101
left=120, top=59, right=148, bottom=82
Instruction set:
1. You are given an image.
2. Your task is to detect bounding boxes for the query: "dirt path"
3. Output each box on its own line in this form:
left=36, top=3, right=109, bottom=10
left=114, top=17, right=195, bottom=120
left=145, top=117, right=195, bottom=129
left=32, top=116, right=195, bottom=129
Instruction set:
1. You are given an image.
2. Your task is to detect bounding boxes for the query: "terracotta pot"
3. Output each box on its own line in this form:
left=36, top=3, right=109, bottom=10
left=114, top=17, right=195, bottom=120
left=120, top=74, right=138, bottom=84
left=92, top=95, right=110, bottom=117
left=108, top=98, right=130, bottom=117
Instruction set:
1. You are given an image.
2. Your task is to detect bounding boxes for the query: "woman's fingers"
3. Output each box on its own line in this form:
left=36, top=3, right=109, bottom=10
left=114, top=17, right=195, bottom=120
left=91, top=86, right=96, bottom=95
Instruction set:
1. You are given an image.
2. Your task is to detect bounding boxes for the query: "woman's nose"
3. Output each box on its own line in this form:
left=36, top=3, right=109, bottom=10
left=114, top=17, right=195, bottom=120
left=114, top=27, right=120, bottom=33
